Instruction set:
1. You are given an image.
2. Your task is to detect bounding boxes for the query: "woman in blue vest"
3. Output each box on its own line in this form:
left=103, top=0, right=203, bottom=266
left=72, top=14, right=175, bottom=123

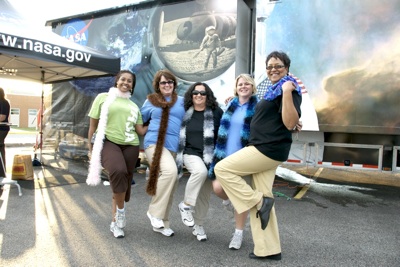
left=208, top=74, right=258, bottom=250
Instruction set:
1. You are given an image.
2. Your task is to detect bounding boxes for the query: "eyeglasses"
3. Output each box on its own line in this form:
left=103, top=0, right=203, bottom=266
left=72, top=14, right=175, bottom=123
left=266, top=65, right=285, bottom=71
left=159, top=80, right=174, bottom=85
left=192, top=90, right=207, bottom=96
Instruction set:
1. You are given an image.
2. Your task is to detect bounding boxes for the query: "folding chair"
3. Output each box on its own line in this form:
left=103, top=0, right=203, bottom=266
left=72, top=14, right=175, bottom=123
left=0, top=153, right=22, bottom=196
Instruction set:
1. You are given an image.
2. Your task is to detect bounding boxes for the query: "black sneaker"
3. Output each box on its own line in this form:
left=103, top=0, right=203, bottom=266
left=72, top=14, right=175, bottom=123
left=256, top=197, right=274, bottom=230
left=249, top=252, right=281, bottom=261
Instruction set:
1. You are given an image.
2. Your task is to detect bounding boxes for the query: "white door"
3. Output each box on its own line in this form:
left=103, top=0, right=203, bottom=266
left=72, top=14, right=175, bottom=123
left=10, top=108, right=20, bottom=127
left=28, top=109, right=38, bottom=128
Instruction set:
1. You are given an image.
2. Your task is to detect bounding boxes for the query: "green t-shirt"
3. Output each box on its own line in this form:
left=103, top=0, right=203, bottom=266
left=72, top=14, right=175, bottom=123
left=88, top=93, right=143, bottom=146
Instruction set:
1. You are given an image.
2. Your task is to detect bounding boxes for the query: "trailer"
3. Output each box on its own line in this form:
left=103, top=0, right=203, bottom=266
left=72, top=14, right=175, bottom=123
left=43, top=0, right=399, bottom=172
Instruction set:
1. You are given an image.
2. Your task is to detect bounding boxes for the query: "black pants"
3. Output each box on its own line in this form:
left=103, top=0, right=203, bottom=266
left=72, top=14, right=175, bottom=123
left=0, top=130, right=9, bottom=177
left=101, top=140, right=139, bottom=202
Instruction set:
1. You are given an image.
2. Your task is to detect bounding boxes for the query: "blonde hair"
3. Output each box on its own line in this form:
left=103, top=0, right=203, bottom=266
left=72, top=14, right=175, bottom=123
left=234, top=74, right=257, bottom=96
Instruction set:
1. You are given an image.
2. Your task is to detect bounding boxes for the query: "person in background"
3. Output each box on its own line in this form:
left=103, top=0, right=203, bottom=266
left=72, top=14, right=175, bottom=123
left=0, top=87, right=10, bottom=177
left=214, top=51, right=302, bottom=261
left=140, top=69, right=185, bottom=237
left=176, top=82, right=223, bottom=241
left=208, top=74, right=258, bottom=249
left=86, top=70, right=147, bottom=238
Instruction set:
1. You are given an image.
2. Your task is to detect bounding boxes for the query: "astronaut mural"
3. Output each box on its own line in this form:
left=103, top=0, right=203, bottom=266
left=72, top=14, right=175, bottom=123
left=154, top=7, right=236, bottom=82
left=52, top=0, right=237, bottom=106
left=42, top=0, right=238, bottom=161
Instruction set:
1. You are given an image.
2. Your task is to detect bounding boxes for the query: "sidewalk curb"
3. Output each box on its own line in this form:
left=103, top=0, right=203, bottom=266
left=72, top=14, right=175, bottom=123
left=5, top=143, right=36, bottom=148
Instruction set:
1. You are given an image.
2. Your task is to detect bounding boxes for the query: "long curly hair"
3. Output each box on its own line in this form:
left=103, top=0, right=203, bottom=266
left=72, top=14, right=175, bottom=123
left=183, top=82, right=219, bottom=111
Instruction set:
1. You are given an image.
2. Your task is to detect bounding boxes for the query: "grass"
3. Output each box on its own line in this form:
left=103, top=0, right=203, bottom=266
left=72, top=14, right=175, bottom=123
left=10, top=127, right=38, bottom=134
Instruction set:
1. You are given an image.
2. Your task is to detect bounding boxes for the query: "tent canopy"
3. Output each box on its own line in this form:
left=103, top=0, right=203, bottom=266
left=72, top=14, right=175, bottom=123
left=0, top=0, right=120, bottom=83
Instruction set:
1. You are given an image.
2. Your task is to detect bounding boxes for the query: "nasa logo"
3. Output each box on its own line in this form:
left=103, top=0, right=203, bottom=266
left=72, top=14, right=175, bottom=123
left=61, top=19, right=92, bottom=46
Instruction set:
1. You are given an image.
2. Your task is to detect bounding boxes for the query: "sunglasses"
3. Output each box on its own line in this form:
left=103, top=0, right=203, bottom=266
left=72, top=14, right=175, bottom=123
left=192, top=90, right=207, bottom=96
left=159, top=80, right=174, bottom=85
left=266, top=65, right=285, bottom=71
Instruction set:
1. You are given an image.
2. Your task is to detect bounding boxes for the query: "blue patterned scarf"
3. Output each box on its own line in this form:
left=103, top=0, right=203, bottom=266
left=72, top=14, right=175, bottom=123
left=263, top=75, right=302, bottom=101
left=208, top=95, right=258, bottom=180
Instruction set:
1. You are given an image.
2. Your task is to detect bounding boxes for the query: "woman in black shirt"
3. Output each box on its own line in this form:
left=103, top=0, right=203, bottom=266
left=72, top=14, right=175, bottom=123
left=214, top=51, right=302, bottom=261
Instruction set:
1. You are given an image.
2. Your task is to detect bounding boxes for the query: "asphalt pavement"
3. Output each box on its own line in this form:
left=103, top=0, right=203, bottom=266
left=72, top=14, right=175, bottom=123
left=1, top=130, right=400, bottom=266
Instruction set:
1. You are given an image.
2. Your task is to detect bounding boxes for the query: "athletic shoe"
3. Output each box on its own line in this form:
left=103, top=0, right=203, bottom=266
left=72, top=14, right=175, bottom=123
left=192, top=225, right=207, bottom=241
left=153, top=227, right=174, bottom=237
left=110, top=222, right=124, bottom=238
left=115, top=211, right=126, bottom=229
left=147, top=211, right=164, bottom=229
left=229, top=232, right=243, bottom=250
left=178, top=201, right=195, bottom=227
left=223, top=200, right=235, bottom=213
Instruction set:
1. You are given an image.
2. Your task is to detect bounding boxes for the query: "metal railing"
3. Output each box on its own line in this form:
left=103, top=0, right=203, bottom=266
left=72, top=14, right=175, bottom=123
left=284, top=141, right=307, bottom=165
left=285, top=141, right=390, bottom=171
left=314, top=142, right=383, bottom=170
left=392, top=146, right=400, bottom=173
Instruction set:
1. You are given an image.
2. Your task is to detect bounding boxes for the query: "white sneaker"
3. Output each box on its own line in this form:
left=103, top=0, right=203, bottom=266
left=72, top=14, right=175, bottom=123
left=153, top=227, right=174, bottom=237
left=229, top=232, right=243, bottom=250
left=192, top=225, right=207, bottom=241
left=178, top=201, right=195, bottom=227
left=115, top=211, right=126, bottom=229
left=147, top=211, right=164, bottom=229
left=110, top=222, right=124, bottom=238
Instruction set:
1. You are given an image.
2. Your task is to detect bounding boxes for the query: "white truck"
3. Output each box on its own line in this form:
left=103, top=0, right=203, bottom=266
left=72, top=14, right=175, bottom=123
left=45, top=0, right=399, bottom=172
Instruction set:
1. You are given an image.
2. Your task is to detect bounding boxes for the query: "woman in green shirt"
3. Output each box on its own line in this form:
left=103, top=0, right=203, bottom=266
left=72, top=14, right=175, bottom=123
left=87, top=70, right=147, bottom=238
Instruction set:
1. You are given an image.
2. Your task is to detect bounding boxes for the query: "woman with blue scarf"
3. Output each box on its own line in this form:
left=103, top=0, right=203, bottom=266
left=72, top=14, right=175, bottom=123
left=208, top=74, right=258, bottom=250
left=214, top=51, right=302, bottom=261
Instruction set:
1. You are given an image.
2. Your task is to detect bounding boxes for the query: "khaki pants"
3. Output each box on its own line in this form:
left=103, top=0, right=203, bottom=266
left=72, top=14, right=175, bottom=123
left=145, top=145, right=178, bottom=228
left=183, top=154, right=212, bottom=226
left=215, top=145, right=282, bottom=256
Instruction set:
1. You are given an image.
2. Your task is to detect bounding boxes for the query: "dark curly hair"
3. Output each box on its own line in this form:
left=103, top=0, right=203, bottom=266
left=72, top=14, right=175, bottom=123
left=114, top=70, right=136, bottom=95
left=183, top=82, right=219, bottom=111
left=266, top=51, right=291, bottom=73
